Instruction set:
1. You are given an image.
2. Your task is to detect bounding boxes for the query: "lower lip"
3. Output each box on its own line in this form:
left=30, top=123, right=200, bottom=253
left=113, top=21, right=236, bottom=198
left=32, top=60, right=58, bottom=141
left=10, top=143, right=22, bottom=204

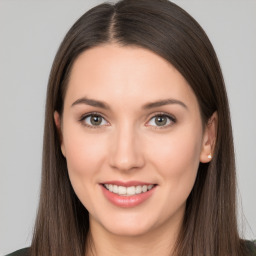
left=101, top=185, right=156, bottom=208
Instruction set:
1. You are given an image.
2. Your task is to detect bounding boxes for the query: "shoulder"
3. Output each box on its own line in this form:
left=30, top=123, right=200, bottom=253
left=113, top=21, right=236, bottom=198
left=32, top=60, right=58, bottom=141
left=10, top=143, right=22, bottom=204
left=245, top=240, right=256, bottom=255
left=4, top=248, right=30, bottom=256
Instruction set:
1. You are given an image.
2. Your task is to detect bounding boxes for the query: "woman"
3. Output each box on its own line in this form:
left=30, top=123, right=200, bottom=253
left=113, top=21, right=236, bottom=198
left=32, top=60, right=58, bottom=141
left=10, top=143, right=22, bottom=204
left=6, top=0, right=255, bottom=255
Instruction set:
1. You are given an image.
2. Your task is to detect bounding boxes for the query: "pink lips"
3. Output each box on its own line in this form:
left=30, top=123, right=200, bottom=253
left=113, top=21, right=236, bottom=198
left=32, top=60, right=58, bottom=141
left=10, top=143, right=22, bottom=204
left=101, top=181, right=157, bottom=208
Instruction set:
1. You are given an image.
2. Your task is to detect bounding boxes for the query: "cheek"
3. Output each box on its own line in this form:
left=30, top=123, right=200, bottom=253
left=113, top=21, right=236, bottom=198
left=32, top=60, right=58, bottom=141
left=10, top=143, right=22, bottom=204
left=145, top=128, right=202, bottom=221
left=63, top=126, right=106, bottom=172
left=62, top=126, right=111, bottom=215
left=62, top=125, right=108, bottom=198
left=146, top=126, right=202, bottom=191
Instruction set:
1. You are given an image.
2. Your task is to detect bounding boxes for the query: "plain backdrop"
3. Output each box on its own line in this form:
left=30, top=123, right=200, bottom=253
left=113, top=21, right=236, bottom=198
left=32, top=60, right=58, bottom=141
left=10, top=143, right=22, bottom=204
left=0, top=0, right=255, bottom=255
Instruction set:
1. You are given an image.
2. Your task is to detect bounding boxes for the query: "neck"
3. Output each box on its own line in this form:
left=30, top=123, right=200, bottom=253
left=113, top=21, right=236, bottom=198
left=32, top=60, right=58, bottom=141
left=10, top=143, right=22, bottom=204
left=85, top=214, right=183, bottom=256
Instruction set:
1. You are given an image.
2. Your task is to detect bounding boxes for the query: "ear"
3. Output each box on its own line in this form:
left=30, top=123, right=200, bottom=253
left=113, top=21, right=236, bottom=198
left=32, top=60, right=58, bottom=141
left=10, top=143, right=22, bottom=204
left=200, top=111, right=218, bottom=163
left=54, top=111, right=66, bottom=157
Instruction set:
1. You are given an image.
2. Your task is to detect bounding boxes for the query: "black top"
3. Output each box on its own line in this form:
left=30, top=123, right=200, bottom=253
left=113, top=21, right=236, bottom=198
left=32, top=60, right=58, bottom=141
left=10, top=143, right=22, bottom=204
left=5, top=241, right=256, bottom=256
left=5, top=248, right=29, bottom=256
left=246, top=240, right=256, bottom=255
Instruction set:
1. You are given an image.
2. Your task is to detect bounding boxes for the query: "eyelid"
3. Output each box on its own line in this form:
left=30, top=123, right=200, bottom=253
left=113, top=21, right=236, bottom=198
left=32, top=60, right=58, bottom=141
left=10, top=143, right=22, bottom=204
left=145, top=112, right=176, bottom=129
left=78, top=111, right=176, bottom=129
left=79, top=111, right=110, bottom=128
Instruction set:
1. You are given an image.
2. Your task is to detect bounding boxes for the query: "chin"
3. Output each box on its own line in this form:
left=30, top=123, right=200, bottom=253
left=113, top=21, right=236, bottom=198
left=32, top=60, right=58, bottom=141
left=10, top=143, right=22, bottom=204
left=95, top=211, right=159, bottom=237
left=104, top=222, right=153, bottom=237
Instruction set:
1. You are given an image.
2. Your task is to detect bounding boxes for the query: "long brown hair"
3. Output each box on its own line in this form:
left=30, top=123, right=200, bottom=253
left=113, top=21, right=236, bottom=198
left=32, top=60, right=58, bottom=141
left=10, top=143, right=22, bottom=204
left=31, top=0, right=249, bottom=255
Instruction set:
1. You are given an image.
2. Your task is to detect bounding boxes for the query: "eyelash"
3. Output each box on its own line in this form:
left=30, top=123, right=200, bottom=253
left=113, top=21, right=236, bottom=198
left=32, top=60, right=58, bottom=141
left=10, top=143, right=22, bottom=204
left=79, top=112, right=176, bottom=129
left=79, top=112, right=109, bottom=129
left=146, top=112, right=176, bottom=129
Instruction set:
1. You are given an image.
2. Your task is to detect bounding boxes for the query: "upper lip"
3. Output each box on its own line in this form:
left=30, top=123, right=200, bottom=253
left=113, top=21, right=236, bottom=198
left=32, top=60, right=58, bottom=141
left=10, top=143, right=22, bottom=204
left=101, top=180, right=156, bottom=187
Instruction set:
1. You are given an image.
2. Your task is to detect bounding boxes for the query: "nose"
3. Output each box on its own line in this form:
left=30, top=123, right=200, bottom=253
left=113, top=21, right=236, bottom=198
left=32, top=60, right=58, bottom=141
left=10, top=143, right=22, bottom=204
left=109, top=124, right=145, bottom=172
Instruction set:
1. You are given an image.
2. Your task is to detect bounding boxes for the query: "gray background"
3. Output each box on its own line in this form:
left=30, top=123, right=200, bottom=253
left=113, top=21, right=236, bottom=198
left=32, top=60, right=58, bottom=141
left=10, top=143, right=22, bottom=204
left=0, top=0, right=255, bottom=255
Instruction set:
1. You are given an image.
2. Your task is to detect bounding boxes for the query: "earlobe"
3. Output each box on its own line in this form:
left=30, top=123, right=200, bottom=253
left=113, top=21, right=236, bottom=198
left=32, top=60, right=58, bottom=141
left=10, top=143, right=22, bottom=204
left=53, top=111, right=66, bottom=157
left=200, top=112, right=218, bottom=163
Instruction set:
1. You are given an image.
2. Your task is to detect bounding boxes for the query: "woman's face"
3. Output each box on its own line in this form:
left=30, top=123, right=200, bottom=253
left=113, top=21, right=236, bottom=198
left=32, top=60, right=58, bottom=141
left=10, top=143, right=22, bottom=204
left=56, top=44, right=213, bottom=237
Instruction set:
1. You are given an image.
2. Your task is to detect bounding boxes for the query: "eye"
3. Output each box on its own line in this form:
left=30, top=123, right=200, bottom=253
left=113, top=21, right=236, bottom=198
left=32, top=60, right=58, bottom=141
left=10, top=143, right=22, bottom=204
left=80, top=113, right=108, bottom=127
left=147, top=114, right=175, bottom=128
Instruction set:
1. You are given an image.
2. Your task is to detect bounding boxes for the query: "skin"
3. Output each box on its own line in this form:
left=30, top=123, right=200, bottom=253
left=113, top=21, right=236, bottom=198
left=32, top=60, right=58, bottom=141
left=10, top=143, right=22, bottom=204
left=54, top=44, right=217, bottom=256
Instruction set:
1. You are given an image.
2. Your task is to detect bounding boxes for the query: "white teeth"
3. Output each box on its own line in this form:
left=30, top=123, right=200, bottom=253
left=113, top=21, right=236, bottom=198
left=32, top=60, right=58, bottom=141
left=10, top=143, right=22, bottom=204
left=104, top=184, right=155, bottom=196
left=113, top=185, right=118, bottom=193
left=135, top=185, right=142, bottom=194
left=118, top=186, right=126, bottom=195
left=127, top=186, right=136, bottom=195
left=147, top=184, right=153, bottom=190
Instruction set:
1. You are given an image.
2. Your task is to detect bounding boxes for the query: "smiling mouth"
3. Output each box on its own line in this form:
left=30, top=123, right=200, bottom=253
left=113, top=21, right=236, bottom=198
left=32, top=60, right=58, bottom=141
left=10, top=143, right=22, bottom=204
left=103, top=184, right=156, bottom=196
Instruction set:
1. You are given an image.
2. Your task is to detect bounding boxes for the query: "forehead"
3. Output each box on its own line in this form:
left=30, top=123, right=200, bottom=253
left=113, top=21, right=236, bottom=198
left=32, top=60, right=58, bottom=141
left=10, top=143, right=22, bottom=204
left=65, top=43, right=198, bottom=111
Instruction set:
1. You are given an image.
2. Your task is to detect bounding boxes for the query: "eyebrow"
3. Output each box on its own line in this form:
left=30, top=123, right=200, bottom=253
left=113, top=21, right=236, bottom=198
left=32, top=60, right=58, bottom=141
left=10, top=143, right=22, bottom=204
left=71, top=97, right=110, bottom=110
left=71, top=97, right=188, bottom=110
left=142, top=99, right=188, bottom=110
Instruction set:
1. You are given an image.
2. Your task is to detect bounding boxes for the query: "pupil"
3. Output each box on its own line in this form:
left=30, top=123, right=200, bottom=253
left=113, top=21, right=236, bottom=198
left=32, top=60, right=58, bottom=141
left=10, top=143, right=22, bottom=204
left=156, top=116, right=167, bottom=126
left=91, top=115, right=102, bottom=125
